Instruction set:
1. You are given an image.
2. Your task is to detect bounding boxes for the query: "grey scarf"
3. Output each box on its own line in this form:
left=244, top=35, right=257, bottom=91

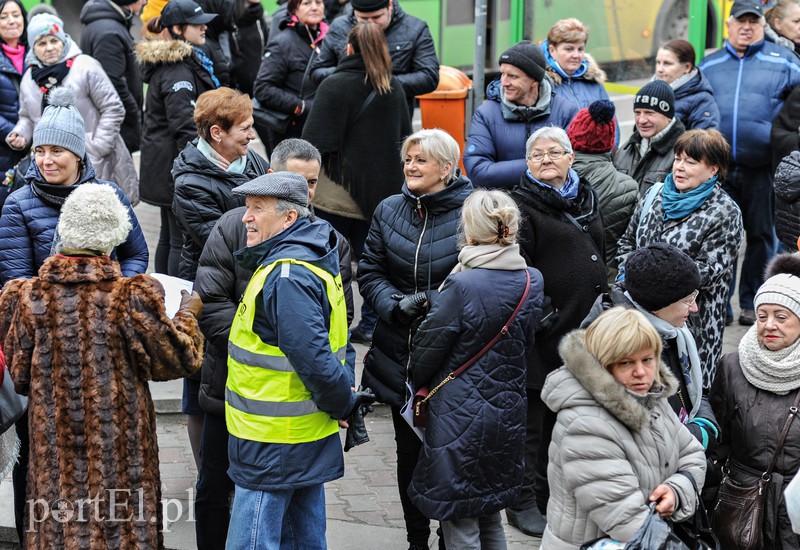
left=739, top=325, right=800, bottom=394
left=449, top=243, right=527, bottom=278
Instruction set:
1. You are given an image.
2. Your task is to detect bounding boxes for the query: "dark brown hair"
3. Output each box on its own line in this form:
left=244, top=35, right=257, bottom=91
left=347, top=21, right=392, bottom=94
left=0, top=0, right=27, bottom=46
left=660, top=39, right=696, bottom=69
left=193, top=87, right=253, bottom=140
left=673, top=129, right=731, bottom=182
left=145, top=16, right=186, bottom=40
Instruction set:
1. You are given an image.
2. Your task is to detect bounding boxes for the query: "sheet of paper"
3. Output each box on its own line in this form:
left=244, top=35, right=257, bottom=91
left=150, top=273, right=194, bottom=318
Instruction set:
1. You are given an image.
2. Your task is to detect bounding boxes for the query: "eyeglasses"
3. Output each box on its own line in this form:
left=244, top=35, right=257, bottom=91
left=681, top=290, right=699, bottom=307
left=527, top=149, right=568, bottom=162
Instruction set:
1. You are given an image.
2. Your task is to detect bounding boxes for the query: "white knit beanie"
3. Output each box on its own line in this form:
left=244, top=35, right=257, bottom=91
left=755, top=273, right=800, bottom=320
left=57, top=184, right=131, bottom=253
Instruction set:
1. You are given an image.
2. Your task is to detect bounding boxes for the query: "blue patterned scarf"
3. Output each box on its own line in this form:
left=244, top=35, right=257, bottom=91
left=525, top=167, right=580, bottom=200
left=193, top=46, right=220, bottom=88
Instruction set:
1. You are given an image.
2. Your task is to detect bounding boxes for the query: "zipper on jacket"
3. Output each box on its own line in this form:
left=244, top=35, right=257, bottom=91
left=405, top=198, right=429, bottom=389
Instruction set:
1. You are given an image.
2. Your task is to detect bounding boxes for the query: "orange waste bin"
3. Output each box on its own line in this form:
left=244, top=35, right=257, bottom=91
left=417, top=66, right=473, bottom=172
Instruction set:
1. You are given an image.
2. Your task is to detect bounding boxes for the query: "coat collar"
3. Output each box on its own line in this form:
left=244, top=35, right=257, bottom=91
left=38, top=254, right=122, bottom=284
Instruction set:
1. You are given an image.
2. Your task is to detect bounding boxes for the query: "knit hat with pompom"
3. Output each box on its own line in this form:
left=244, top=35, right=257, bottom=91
left=33, top=86, right=85, bottom=159
left=567, top=99, right=616, bottom=154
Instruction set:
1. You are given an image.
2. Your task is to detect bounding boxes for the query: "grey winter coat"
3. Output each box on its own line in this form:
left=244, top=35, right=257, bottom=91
left=13, top=41, right=139, bottom=205
left=571, top=152, right=639, bottom=268
left=616, top=185, right=743, bottom=387
left=613, top=119, right=686, bottom=195
left=540, top=330, right=707, bottom=549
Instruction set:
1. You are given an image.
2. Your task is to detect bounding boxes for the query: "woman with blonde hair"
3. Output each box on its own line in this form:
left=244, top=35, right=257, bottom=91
left=408, top=189, right=544, bottom=549
left=542, top=307, right=706, bottom=548
left=304, top=20, right=412, bottom=343
left=357, top=128, right=473, bottom=548
left=766, top=0, right=800, bottom=55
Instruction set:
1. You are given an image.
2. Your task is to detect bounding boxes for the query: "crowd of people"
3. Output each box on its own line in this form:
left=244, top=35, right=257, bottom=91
left=2, top=0, right=800, bottom=549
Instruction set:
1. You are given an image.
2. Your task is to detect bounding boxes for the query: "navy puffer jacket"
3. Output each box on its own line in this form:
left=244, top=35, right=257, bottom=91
left=408, top=266, right=543, bottom=520
left=673, top=70, right=720, bottom=130
left=0, top=159, right=149, bottom=284
left=357, top=172, right=473, bottom=407
left=0, top=51, right=24, bottom=177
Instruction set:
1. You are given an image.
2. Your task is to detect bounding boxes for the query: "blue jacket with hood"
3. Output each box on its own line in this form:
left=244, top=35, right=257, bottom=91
left=0, top=158, right=149, bottom=284
left=700, top=38, right=800, bottom=167
left=672, top=70, right=720, bottom=130
left=227, top=216, right=357, bottom=490
left=464, top=77, right=578, bottom=189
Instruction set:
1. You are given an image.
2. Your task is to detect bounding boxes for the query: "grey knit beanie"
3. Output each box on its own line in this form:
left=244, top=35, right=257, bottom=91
left=755, top=274, right=800, bottom=320
left=33, top=87, right=85, bottom=159
left=57, top=184, right=131, bottom=253
left=27, top=12, right=68, bottom=49
left=232, top=172, right=309, bottom=207
left=498, top=40, right=546, bottom=82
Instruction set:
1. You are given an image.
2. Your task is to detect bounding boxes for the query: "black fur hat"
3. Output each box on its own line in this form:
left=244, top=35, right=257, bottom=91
left=764, top=252, right=800, bottom=280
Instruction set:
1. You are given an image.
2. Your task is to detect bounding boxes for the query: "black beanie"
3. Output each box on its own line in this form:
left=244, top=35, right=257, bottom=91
left=351, top=0, right=390, bottom=11
left=498, top=41, right=546, bottom=82
left=625, top=243, right=701, bottom=311
left=633, top=80, right=675, bottom=119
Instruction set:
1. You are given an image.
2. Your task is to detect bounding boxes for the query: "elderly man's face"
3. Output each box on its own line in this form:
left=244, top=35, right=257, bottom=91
left=354, top=0, right=392, bottom=30
left=634, top=108, right=671, bottom=139
left=727, top=14, right=765, bottom=53
left=500, top=63, right=539, bottom=107
left=242, top=196, right=295, bottom=246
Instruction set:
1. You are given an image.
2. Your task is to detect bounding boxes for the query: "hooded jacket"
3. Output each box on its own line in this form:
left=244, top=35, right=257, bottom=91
left=171, top=140, right=269, bottom=281
left=194, top=205, right=354, bottom=417
left=672, top=70, right=720, bottom=131
left=542, top=47, right=609, bottom=112
left=14, top=41, right=139, bottom=204
left=613, top=117, right=686, bottom=196
left=540, top=330, right=706, bottom=549
left=511, top=175, right=607, bottom=388
left=0, top=158, right=149, bottom=284
left=80, top=0, right=143, bottom=153
left=309, top=1, right=438, bottom=115
left=463, top=77, right=579, bottom=189
left=407, top=266, right=544, bottom=521
left=357, top=173, right=473, bottom=406
left=136, top=39, right=217, bottom=207
left=774, top=150, right=800, bottom=251
left=571, top=151, right=638, bottom=267
left=227, top=217, right=356, bottom=490
left=700, top=39, right=800, bottom=167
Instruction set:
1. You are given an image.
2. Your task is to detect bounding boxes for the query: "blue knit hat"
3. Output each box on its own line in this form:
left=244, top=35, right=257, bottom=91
left=33, top=87, right=85, bottom=159
left=27, top=13, right=68, bottom=48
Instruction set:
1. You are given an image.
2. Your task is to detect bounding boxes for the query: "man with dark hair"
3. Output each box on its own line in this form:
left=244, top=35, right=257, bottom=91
left=464, top=40, right=579, bottom=189
left=310, top=0, right=439, bottom=118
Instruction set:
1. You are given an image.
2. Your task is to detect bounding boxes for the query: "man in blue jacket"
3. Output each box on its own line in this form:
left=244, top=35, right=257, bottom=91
left=224, top=171, right=360, bottom=548
left=700, top=0, right=800, bottom=326
left=464, top=40, right=579, bottom=189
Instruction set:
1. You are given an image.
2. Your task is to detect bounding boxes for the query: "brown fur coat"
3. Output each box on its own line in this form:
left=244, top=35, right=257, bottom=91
left=0, top=255, right=204, bottom=550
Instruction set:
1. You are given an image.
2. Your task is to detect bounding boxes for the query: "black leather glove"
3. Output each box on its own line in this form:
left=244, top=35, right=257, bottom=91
left=391, top=292, right=429, bottom=326
left=344, top=387, right=376, bottom=452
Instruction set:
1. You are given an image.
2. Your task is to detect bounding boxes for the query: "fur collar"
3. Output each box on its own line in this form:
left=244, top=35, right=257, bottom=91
left=38, top=254, right=122, bottom=284
left=555, top=330, right=678, bottom=432
left=135, top=39, right=193, bottom=65
left=546, top=52, right=607, bottom=86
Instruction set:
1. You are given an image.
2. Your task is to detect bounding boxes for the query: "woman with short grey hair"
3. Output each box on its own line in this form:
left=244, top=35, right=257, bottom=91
left=507, top=125, right=607, bottom=533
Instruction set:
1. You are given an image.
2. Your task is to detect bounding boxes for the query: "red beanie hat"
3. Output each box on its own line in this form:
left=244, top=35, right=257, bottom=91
left=567, top=99, right=616, bottom=154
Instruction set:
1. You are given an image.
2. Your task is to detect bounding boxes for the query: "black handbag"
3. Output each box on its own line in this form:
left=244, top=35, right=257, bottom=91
left=673, top=471, right=720, bottom=550
left=251, top=49, right=315, bottom=134
left=712, top=390, right=800, bottom=550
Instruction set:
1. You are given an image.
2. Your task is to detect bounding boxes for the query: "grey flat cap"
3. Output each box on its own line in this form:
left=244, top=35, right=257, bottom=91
left=233, top=172, right=309, bottom=206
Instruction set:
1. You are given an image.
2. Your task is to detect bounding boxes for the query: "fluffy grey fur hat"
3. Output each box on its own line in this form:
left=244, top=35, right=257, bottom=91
left=57, top=184, right=131, bottom=253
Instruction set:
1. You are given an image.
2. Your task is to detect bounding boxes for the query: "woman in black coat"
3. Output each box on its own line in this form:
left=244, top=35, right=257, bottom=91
left=408, top=189, right=543, bottom=548
left=357, top=128, right=473, bottom=549
left=252, top=0, right=326, bottom=154
left=509, top=125, right=608, bottom=533
left=303, top=20, right=411, bottom=341
left=136, top=0, right=218, bottom=276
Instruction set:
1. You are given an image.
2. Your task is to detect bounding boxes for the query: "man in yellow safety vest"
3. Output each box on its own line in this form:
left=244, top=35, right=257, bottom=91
left=224, top=171, right=362, bottom=548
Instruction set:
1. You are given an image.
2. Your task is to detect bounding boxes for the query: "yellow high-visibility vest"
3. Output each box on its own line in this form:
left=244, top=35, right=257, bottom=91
left=226, top=258, right=347, bottom=444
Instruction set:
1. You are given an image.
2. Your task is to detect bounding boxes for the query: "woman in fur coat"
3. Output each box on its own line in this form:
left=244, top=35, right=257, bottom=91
left=541, top=307, right=706, bottom=549
left=0, top=183, right=204, bottom=550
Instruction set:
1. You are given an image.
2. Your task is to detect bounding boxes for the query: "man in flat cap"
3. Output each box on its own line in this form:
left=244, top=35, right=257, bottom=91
left=223, top=171, right=364, bottom=547
left=309, top=0, right=439, bottom=118
left=464, top=40, right=579, bottom=189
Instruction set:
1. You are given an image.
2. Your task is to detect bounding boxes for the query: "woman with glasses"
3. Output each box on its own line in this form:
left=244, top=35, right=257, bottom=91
left=509, top=125, right=608, bottom=528
left=583, top=243, right=721, bottom=491
left=617, top=129, right=743, bottom=387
